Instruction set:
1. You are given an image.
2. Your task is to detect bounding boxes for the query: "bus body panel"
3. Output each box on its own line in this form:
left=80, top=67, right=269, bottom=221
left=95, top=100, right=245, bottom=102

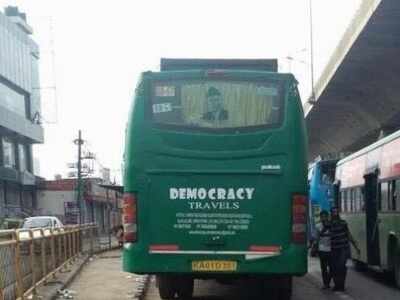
left=377, top=213, right=400, bottom=269
left=123, top=70, right=308, bottom=277
left=336, top=129, right=400, bottom=273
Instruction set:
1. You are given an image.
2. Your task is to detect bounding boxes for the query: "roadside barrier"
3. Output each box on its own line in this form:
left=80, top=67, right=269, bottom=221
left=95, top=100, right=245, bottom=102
left=0, top=224, right=100, bottom=300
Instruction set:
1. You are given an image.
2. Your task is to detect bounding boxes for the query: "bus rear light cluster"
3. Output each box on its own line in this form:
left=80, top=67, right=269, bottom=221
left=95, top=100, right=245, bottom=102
left=149, top=244, right=180, bottom=252
left=122, top=193, right=137, bottom=243
left=249, top=245, right=281, bottom=253
left=292, top=194, right=307, bottom=244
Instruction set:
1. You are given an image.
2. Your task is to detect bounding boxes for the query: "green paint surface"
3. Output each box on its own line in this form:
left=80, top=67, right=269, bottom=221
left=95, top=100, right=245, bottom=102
left=123, top=70, right=308, bottom=276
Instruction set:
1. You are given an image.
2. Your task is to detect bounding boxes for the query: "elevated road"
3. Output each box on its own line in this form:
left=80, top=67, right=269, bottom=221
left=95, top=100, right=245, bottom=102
left=305, top=0, right=400, bottom=159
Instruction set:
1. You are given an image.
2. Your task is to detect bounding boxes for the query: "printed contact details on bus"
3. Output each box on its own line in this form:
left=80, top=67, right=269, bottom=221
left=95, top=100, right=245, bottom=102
left=174, top=213, right=253, bottom=236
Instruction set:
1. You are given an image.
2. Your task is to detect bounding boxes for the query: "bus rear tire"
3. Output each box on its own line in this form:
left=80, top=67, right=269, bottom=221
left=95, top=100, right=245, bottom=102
left=394, top=247, right=400, bottom=289
left=277, top=276, right=292, bottom=300
left=176, top=277, right=194, bottom=299
left=157, top=275, right=176, bottom=299
left=266, top=276, right=292, bottom=300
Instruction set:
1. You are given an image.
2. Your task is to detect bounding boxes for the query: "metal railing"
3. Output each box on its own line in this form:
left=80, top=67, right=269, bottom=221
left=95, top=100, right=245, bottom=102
left=0, top=224, right=101, bottom=300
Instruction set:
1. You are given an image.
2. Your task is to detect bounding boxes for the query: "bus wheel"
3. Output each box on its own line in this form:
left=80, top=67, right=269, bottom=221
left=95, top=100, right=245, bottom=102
left=395, top=248, right=400, bottom=289
left=157, top=275, right=176, bottom=299
left=277, top=276, right=292, bottom=300
left=176, top=277, right=194, bottom=299
left=267, top=277, right=292, bottom=300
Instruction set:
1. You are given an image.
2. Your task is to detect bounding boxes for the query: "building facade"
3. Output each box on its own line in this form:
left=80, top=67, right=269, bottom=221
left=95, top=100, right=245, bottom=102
left=0, top=7, right=44, bottom=222
left=37, top=178, right=122, bottom=232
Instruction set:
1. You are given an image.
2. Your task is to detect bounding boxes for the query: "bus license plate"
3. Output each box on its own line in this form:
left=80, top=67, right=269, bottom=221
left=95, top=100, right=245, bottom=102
left=192, top=260, right=237, bottom=272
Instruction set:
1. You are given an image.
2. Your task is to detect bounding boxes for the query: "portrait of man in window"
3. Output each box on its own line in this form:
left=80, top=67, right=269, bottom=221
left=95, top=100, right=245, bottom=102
left=202, top=87, right=228, bottom=123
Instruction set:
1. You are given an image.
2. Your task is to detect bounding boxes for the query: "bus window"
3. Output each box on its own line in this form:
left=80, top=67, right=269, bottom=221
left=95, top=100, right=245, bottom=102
left=345, top=190, right=349, bottom=212
left=351, top=190, right=355, bottom=212
left=381, top=182, right=389, bottom=211
left=151, top=81, right=283, bottom=130
left=390, top=180, right=398, bottom=211
left=388, top=181, right=393, bottom=211
left=320, top=163, right=335, bottom=185
left=395, top=179, right=400, bottom=212
left=348, top=190, right=352, bottom=212
left=361, top=187, right=366, bottom=212
left=377, top=183, right=382, bottom=211
left=340, top=191, right=345, bottom=212
left=355, top=188, right=361, bottom=212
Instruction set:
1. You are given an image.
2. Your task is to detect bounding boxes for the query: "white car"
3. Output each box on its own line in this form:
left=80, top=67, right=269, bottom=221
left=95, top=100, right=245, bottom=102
left=22, top=216, right=64, bottom=229
left=19, top=216, right=64, bottom=240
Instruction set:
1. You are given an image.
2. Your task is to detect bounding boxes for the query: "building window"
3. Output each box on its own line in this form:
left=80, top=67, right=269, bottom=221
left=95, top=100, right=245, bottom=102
left=0, top=81, right=27, bottom=117
left=2, top=137, right=16, bottom=168
left=18, top=144, right=28, bottom=171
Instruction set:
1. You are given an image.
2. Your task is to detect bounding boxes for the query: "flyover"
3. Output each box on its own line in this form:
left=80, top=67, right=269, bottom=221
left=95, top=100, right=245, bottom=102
left=305, top=0, right=400, bottom=160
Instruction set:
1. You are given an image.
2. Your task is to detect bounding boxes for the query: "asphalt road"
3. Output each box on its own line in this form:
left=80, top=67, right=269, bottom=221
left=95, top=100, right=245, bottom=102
left=144, top=258, right=400, bottom=300
left=67, top=250, right=146, bottom=300
left=64, top=251, right=400, bottom=300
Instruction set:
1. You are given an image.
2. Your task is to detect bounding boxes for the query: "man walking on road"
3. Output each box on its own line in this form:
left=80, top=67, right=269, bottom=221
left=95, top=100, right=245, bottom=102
left=330, top=207, right=360, bottom=291
left=314, top=210, right=332, bottom=289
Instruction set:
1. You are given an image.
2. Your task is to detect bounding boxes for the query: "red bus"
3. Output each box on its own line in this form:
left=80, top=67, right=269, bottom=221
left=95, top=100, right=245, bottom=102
left=335, top=130, right=400, bottom=287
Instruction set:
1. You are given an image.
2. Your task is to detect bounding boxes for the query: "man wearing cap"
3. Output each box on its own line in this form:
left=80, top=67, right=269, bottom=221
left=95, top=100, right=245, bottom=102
left=202, top=87, right=228, bottom=123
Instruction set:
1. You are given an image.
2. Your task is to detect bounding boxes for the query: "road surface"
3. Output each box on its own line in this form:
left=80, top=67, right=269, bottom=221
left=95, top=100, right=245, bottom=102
left=64, top=251, right=399, bottom=300
left=144, top=258, right=400, bottom=300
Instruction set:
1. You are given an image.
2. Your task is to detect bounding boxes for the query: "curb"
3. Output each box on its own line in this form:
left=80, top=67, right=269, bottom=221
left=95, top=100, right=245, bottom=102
left=46, top=247, right=119, bottom=300
left=50, top=254, right=90, bottom=300
left=38, top=248, right=148, bottom=300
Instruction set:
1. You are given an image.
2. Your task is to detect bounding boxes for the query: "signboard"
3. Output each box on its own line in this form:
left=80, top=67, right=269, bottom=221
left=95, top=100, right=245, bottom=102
left=170, top=187, right=255, bottom=236
left=64, top=201, right=79, bottom=224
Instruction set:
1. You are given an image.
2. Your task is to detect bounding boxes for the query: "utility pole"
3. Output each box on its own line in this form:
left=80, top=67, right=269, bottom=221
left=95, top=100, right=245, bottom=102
left=74, top=130, right=84, bottom=224
left=309, top=0, right=316, bottom=104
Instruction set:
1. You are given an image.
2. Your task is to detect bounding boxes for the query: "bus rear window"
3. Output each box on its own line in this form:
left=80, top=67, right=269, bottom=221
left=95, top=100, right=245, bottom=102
left=151, top=80, right=283, bottom=130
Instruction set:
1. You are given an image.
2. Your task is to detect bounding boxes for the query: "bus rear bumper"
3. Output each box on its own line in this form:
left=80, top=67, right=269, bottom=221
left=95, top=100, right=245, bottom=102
left=123, top=243, right=307, bottom=276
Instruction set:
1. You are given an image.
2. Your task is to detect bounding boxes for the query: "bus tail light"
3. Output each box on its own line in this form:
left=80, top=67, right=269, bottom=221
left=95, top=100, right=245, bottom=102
left=292, top=194, right=307, bottom=244
left=123, top=193, right=137, bottom=243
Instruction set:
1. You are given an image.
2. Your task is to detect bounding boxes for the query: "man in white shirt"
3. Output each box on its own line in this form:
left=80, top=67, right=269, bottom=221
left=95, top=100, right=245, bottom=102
left=315, top=210, right=332, bottom=289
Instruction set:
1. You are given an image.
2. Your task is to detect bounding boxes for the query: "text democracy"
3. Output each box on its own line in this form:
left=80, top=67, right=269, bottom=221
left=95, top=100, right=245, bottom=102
left=170, top=187, right=255, bottom=201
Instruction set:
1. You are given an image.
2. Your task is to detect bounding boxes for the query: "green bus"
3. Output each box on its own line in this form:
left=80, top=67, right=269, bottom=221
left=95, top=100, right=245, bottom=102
left=122, top=59, right=308, bottom=299
left=335, top=130, right=400, bottom=288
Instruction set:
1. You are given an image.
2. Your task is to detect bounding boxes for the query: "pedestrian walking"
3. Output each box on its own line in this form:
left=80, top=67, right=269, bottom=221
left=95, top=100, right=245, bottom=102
left=313, top=210, right=332, bottom=289
left=330, top=207, right=360, bottom=291
left=116, top=225, right=124, bottom=248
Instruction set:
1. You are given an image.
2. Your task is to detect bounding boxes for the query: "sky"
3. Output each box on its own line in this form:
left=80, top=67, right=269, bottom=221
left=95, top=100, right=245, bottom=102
left=1, top=0, right=362, bottom=182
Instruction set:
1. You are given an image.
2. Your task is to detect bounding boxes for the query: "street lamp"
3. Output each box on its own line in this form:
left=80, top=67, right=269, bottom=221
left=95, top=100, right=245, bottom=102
left=308, top=0, right=317, bottom=105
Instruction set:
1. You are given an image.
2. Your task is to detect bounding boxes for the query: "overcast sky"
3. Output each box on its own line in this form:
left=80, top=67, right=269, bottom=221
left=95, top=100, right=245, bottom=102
left=1, top=0, right=362, bottom=182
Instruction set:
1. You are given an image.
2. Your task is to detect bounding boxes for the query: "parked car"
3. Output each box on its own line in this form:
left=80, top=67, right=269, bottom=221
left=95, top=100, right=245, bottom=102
left=22, top=216, right=64, bottom=229
left=19, top=216, right=64, bottom=240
